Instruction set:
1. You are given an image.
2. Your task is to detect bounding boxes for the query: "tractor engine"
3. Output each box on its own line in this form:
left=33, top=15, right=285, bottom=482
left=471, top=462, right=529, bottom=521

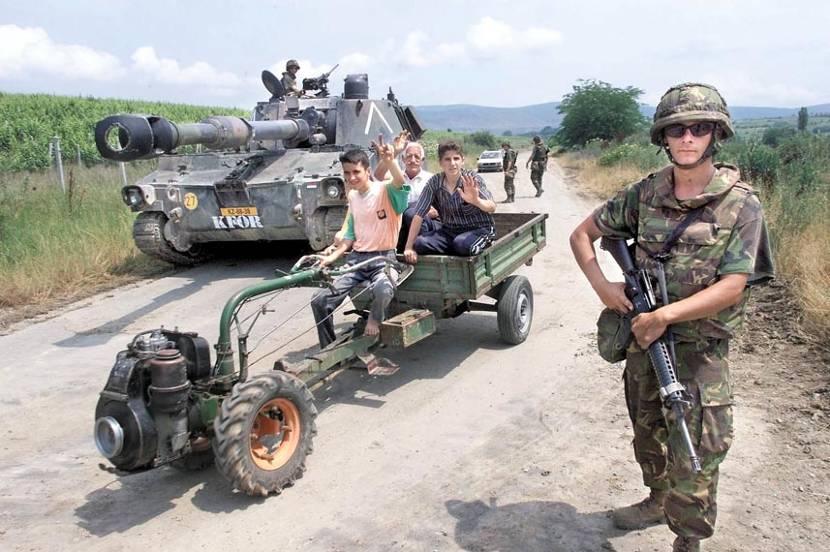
left=93, top=329, right=213, bottom=471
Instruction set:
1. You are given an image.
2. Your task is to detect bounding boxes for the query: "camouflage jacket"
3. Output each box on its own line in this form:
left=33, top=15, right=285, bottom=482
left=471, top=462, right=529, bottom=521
left=530, top=143, right=549, bottom=162
left=281, top=72, right=301, bottom=95
left=503, top=148, right=517, bottom=174
left=593, top=163, right=775, bottom=343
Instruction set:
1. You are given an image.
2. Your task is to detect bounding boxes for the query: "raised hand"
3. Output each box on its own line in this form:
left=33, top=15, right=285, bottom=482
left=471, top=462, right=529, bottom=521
left=371, top=134, right=395, bottom=164
left=392, top=130, right=411, bottom=156
left=457, top=173, right=481, bottom=205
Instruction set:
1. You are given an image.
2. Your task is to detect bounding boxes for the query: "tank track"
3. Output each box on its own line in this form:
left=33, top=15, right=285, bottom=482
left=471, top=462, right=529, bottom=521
left=133, top=212, right=209, bottom=266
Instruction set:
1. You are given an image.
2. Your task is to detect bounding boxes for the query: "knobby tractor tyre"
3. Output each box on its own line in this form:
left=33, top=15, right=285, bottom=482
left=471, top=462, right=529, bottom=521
left=132, top=212, right=211, bottom=266
left=212, top=372, right=317, bottom=497
left=496, top=275, right=534, bottom=344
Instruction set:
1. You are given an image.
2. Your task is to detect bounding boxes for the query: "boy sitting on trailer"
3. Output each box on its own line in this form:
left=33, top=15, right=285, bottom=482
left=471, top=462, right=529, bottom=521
left=402, top=140, right=496, bottom=263
left=310, top=139, right=409, bottom=348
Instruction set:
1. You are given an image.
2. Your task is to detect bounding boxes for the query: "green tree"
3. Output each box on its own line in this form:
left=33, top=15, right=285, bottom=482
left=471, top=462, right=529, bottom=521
left=556, top=79, right=646, bottom=148
left=762, top=124, right=796, bottom=147
left=468, top=130, right=497, bottom=149
left=798, top=107, right=809, bottom=132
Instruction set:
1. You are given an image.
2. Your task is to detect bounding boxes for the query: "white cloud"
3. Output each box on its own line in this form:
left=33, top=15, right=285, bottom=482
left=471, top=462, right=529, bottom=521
left=131, top=47, right=243, bottom=94
left=339, top=52, right=373, bottom=71
left=392, top=18, right=561, bottom=68
left=0, top=24, right=124, bottom=80
left=467, top=17, right=562, bottom=58
left=700, top=72, right=823, bottom=107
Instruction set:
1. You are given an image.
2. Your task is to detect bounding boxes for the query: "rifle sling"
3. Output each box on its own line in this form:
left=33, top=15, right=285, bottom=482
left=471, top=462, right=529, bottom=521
left=639, top=205, right=706, bottom=263
left=637, top=205, right=705, bottom=366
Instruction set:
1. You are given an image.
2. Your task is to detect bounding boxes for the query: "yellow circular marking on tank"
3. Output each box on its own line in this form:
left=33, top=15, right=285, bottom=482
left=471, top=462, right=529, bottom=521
left=183, top=193, right=198, bottom=210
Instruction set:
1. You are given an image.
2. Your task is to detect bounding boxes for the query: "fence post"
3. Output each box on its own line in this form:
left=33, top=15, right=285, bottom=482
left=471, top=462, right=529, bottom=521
left=75, top=143, right=83, bottom=168
left=53, top=136, right=66, bottom=193
left=120, top=162, right=128, bottom=187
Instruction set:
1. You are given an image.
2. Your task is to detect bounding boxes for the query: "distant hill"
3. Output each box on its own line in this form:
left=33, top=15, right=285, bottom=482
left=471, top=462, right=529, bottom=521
left=416, top=103, right=562, bottom=134
left=416, top=102, right=830, bottom=134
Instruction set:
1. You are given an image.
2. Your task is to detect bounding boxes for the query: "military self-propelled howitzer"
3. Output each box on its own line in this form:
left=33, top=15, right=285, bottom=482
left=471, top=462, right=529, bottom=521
left=95, top=70, right=424, bottom=264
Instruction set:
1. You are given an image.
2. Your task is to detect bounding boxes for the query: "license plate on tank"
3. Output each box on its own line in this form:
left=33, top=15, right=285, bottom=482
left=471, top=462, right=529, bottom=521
left=219, top=207, right=258, bottom=216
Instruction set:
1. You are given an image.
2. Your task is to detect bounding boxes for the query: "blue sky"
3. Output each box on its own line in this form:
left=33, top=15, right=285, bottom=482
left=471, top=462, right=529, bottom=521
left=2, top=0, right=828, bottom=109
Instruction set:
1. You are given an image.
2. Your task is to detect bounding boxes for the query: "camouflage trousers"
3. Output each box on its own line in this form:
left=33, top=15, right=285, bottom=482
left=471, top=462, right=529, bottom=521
left=503, top=174, right=515, bottom=200
left=529, top=161, right=546, bottom=193
left=623, top=339, right=734, bottom=540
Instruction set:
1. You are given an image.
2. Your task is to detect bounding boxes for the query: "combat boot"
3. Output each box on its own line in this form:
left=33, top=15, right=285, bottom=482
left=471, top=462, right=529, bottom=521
left=611, top=488, right=667, bottom=529
left=672, top=536, right=701, bottom=551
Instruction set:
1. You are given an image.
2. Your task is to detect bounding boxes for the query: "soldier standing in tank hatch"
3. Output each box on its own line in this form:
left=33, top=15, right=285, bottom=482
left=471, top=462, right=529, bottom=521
left=281, top=59, right=304, bottom=97
left=569, top=83, right=774, bottom=552
left=525, top=136, right=549, bottom=197
left=501, top=142, right=518, bottom=203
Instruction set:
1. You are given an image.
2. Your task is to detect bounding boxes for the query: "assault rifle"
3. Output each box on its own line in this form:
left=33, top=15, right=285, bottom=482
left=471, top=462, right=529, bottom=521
left=600, top=237, right=702, bottom=473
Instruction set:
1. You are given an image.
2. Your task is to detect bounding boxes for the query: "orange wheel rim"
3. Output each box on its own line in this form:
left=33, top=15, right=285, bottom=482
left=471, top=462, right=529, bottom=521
left=249, top=398, right=301, bottom=470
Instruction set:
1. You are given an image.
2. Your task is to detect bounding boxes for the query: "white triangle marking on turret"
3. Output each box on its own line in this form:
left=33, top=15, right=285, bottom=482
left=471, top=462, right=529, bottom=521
left=364, top=102, right=394, bottom=135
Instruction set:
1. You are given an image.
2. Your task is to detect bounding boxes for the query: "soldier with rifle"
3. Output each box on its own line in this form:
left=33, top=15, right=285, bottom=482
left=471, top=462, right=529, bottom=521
left=501, top=141, right=518, bottom=202
left=569, top=83, right=774, bottom=552
left=525, top=135, right=549, bottom=197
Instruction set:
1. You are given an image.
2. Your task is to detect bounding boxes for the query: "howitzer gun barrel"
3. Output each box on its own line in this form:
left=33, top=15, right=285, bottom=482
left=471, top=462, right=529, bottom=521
left=95, top=114, right=310, bottom=162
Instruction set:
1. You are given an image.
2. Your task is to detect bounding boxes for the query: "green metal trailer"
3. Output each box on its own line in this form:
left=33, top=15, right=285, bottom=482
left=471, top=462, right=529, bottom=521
left=93, top=211, right=547, bottom=496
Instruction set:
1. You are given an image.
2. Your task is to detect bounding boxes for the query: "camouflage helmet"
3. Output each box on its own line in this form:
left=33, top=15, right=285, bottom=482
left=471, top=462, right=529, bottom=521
left=650, top=83, right=734, bottom=145
left=286, top=59, right=300, bottom=70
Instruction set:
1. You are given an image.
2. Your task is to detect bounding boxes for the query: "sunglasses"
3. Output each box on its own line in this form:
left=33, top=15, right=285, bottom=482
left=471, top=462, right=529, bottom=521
left=664, top=122, right=716, bottom=139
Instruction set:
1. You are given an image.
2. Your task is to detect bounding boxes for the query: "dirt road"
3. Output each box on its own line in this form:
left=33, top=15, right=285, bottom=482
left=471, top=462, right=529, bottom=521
left=1, top=154, right=827, bottom=551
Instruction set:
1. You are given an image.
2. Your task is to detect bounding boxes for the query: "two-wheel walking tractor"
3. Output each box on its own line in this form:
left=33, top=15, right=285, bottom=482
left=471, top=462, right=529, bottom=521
left=94, top=212, right=547, bottom=496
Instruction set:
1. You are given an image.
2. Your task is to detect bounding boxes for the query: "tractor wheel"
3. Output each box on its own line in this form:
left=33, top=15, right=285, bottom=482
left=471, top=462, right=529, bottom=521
left=212, top=372, right=317, bottom=496
left=133, top=212, right=211, bottom=266
left=496, top=275, right=534, bottom=344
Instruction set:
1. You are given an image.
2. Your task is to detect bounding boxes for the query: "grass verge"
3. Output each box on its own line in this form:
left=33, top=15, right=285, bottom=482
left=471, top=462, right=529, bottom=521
left=0, top=163, right=168, bottom=327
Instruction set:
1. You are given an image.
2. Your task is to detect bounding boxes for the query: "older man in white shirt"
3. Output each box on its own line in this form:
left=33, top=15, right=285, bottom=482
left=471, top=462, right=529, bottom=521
left=375, top=140, right=441, bottom=249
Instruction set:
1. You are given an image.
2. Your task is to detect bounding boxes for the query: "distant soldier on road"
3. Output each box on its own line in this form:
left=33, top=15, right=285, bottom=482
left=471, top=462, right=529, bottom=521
left=501, top=142, right=518, bottom=203
left=525, top=136, right=549, bottom=197
left=569, top=83, right=774, bottom=552
left=281, top=59, right=303, bottom=97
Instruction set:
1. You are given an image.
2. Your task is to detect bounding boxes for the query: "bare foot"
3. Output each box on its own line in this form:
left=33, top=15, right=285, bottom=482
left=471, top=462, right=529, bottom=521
left=365, top=318, right=380, bottom=337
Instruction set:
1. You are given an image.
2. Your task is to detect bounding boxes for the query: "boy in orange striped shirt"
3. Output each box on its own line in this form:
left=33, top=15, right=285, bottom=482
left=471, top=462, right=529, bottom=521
left=311, top=138, right=409, bottom=348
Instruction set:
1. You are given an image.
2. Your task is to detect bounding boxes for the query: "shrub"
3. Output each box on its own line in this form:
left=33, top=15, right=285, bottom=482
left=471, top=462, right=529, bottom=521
left=598, top=142, right=665, bottom=171
left=761, top=124, right=796, bottom=147
left=468, top=130, right=498, bottom=149
left=729, top=140, right=779, bottom=187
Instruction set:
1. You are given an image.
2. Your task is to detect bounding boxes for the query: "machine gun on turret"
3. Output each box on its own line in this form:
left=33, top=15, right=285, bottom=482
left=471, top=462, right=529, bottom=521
left=302, top=64, right=339, bottom=97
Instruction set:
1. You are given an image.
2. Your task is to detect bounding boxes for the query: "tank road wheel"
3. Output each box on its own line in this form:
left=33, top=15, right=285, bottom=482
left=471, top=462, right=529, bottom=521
left=212, top=372, right=317, bottom=496
left=133, top=212, right=211, bottom=266
left=496, top=275, right=534, bottom=345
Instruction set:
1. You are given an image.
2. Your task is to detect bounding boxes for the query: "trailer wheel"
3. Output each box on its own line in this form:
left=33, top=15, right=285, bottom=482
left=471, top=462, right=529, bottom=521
left=212, top=372, right=317, bottom=496
left=497, top=275, right=533, bottom=344
left=133, top=212, right=210, bottom=266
